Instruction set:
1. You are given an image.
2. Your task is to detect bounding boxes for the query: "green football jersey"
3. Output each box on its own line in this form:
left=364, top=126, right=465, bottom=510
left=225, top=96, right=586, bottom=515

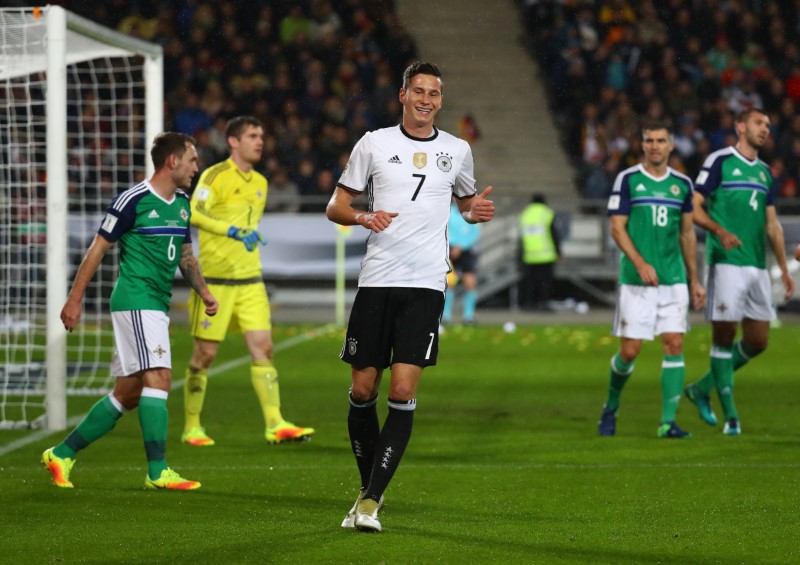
left=607, top=164, right=694, bottom=286
left=695, top=146, right=775, bottom=268
left=98, top=181, right=192, bottom=313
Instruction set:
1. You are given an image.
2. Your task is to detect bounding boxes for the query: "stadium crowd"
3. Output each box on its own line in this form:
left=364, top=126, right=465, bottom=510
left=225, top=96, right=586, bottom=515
left=519, top=0, right=800, bottom=205
left=11, top=1, right=800, bottom=212
left=65, top=0, right=419, bottom=212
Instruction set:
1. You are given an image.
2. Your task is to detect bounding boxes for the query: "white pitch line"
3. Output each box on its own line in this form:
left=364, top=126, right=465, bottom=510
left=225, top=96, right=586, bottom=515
left=0, top=323, right=337, bottom=457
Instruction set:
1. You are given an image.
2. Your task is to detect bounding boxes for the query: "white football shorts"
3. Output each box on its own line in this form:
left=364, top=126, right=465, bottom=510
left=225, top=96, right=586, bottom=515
left=613, top=283, right=689, bottom=340
left=110, top=310, right=172, bottom=377
left=705, top=263, right=774, bottom=322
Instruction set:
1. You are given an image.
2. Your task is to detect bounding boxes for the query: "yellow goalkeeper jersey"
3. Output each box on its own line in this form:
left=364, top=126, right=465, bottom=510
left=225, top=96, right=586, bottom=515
left=190, top=158, right=268, bottom=280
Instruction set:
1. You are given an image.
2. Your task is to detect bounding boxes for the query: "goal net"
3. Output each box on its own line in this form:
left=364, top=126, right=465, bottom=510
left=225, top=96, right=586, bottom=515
left=0, top=6, right=162, bottom=430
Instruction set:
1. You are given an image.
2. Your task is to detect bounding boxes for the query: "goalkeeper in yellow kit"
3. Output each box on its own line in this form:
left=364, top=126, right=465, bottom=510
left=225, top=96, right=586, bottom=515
left=183, top=116, right=314, bottom=445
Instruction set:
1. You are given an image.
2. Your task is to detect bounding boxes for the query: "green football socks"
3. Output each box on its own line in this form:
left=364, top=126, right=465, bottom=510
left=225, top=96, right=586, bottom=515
left=605, top=352, right=634, bottom=411
left=710, top=345, right=737, bottom=420
left=695, top=340, right=756, bottom=395
left=660, top=355, right=685, bottom=423
left=139, top=387, right=169, bottom=480
left=54, top=393, right=125, bottom=459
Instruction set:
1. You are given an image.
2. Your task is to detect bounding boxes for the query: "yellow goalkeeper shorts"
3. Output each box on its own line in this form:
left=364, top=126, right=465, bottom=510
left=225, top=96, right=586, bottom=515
left=189, top=280, right=272, bottom=341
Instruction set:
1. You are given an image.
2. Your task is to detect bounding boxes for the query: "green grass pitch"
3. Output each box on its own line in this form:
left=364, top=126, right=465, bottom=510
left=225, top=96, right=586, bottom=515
left=1, top=322, right=798, bottom=564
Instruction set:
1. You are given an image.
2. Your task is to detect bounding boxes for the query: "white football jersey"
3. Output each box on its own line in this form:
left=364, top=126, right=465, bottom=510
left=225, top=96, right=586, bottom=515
left=339, top=124, right=477, bottom=291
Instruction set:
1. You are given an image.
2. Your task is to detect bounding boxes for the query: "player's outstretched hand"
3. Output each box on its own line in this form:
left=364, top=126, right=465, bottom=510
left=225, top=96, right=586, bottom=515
left=468, top=186, right=494, bottom=223
left=60, top=300, right=82, bottom=333
left=227, top=226, right=267, bottom=252
left=356, top=211, right=398, bottom=233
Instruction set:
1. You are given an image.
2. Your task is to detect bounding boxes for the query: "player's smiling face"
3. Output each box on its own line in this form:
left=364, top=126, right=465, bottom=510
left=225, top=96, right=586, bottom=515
left=400, top=73, right=443, bottom=134
left=231, top=125, right=264, bottom=165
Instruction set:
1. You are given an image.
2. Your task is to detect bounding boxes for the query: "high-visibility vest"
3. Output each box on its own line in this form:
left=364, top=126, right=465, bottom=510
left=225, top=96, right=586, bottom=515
left=519, top=204, right=557, bottom=264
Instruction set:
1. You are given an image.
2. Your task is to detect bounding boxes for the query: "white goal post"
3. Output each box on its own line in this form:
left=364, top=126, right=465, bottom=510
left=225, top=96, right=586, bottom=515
left=0, top=6, right=162, bottom=430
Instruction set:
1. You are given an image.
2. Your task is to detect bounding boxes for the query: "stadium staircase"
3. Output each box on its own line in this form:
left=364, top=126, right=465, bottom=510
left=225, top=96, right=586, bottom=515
left=395, top=0, right=573, bottom=208
left=395, top=0, right=616, bottom=306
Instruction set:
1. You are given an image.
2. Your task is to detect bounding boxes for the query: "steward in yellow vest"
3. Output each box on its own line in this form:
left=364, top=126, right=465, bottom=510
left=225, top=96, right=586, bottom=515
left=520, top=202, right=558, bottom=264
left=518, top=194, right=560, bottom=309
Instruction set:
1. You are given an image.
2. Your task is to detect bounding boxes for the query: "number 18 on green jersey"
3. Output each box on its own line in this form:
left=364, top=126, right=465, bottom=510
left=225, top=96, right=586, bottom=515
left=608, top=164, right=694, bottom=286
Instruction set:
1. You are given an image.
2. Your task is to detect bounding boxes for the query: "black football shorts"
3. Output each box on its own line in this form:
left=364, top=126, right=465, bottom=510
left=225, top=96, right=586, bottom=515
left=340, top=287, right=445, bottom=369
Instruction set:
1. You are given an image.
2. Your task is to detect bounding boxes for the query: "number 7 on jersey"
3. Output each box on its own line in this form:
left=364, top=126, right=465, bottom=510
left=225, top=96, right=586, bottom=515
left=411, top=174, right=426, bottom=201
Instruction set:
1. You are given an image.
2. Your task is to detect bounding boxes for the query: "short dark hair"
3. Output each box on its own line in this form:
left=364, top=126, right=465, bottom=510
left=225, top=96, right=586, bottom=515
left=402, top=61, right=442, bottom=90
left=736, top=108, right=767, bottom=124
left=641, top=120, right=672, bottom=138
left=150, top=132, right=195, bottom=170
left=226, top=115, right=263, bottom=140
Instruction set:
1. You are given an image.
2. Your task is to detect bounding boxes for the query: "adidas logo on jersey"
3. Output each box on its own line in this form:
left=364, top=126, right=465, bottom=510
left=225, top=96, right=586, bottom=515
left=388, top=155, right=402, bottom=164
left=635, top=184, right=647, bottom=192
left=148, top=210, right=160, bottom=218
left=732, top=168, right=742, bottom=176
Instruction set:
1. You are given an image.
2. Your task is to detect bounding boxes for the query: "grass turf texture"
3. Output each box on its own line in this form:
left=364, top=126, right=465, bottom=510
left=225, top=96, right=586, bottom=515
left=1, top=322, right=798, bottom=564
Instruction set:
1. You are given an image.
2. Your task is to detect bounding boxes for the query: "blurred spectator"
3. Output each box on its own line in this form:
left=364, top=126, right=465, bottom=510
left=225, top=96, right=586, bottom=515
left=708, top=110, right=737, bottom=151
left=310, top=1, right=342, bottom=39
left=604, top=97, right=639, bottom=148
left=265, top=168, right=301, bottom=214
left=294, top=157, right=318, bottom=207
left=673, top=116, right=705, bottom=164
left=458, top=113, right=481, bottom=144
left=772, top=157, right=798, bottom=200
left=598, top=0, right=636, bottom=28
left=707, top=36, right=736, bottom=76
left=194, top=128, right=220, bottom=170
left=303, top=168, right=336, bottom=214
left=280, top=5, right=311, bottom=45
left=725, top=74, right=764, bottom=114
left=573, top=103, right=610, bottom=199
left=785, top=65, right=800, bottom=103
left=172, top=92, right=213, bottom=136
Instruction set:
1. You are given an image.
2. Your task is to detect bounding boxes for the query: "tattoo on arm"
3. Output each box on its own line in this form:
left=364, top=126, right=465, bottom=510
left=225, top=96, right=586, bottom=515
left=179, top=243, right=209, bottom=294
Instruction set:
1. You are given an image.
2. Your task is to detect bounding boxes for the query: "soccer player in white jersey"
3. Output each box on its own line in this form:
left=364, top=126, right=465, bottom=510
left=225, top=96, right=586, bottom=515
left=43, top=133, right=218, bottom=490
left=598, top=122, right=705, bottom=439
left=326, top=61, right=494, bottom=532
left=684, top=108, right=794, bottom=435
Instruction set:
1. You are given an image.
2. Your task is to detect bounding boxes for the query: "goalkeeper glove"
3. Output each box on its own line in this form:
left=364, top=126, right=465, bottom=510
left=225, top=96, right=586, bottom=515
left=227, top=226, right=267, bottom=252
